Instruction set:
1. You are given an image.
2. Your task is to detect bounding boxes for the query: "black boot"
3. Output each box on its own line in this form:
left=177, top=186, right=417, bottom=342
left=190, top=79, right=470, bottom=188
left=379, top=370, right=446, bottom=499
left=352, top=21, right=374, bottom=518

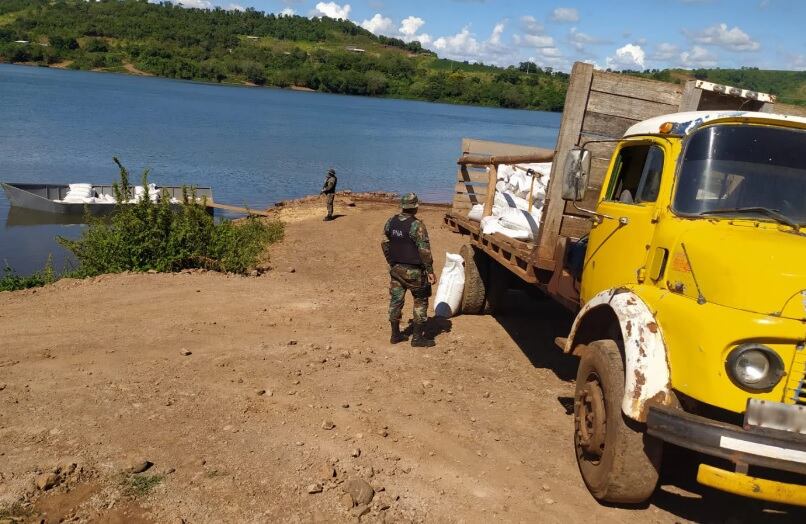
left=390, top=321, right=405, bottom=344
left=411, top=322, right=435, bottom=348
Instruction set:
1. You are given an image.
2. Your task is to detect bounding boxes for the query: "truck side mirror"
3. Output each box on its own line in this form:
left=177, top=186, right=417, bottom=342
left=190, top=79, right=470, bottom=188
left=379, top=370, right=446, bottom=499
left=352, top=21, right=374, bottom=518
left=562, top=148, right=591, bottom=201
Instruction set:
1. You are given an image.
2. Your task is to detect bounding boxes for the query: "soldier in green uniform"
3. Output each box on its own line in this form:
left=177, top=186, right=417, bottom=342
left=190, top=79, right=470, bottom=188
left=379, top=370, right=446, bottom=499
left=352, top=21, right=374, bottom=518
left=381, top=193, right=436, bottom=348
left=320, top=168, right=337, bottom=221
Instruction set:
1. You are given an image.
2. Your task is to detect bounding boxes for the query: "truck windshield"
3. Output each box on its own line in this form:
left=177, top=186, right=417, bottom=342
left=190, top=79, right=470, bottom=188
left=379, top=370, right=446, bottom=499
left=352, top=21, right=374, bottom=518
left=673, top=124, right=806, bottom=226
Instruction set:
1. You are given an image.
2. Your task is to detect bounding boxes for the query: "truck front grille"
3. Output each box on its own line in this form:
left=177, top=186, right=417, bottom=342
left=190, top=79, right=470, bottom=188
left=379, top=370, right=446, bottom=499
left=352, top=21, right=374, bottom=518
left=784, top=348, right=806, bottom=406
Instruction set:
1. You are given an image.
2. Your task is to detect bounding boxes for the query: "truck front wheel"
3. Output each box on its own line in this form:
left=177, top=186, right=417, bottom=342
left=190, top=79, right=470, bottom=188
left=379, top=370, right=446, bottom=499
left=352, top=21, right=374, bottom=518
left=573, top=339, right=662, bottom=504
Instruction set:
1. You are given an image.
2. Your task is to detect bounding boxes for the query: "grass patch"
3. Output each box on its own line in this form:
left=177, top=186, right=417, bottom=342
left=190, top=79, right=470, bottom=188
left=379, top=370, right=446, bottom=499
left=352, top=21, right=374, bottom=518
left=58, top=158, right=283, bottom=277
left=0, top=257, right=56, bottom=292
left=122, top=474, right=163, bottom=497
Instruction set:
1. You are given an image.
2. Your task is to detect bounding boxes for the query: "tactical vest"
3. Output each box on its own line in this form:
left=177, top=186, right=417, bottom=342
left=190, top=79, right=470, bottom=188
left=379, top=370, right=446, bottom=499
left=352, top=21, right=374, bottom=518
left=323, top=175, right=337, bottom=194
left=387, top=215, right=422, bottom=266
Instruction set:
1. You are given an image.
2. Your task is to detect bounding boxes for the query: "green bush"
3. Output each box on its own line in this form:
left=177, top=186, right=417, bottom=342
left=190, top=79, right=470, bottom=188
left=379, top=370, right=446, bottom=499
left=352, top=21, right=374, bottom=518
left=59, top=158, right=283, bottom=276
left=0, top=257, right=56, bottom=292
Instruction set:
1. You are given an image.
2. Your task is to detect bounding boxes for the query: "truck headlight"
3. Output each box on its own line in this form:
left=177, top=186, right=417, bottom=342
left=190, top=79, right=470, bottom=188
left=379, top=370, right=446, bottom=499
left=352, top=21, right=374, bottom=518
left=725, top=344, right=785, bottom=392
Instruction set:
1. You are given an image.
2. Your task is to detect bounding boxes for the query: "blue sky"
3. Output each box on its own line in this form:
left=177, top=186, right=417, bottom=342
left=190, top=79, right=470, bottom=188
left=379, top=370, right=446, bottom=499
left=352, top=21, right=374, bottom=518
left=171, top=0, right=805, bottom=71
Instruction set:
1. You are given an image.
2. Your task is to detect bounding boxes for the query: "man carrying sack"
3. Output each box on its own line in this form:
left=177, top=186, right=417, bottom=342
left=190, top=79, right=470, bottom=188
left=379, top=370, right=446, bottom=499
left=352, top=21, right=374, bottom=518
left=381, top=193, right=436, bottom=348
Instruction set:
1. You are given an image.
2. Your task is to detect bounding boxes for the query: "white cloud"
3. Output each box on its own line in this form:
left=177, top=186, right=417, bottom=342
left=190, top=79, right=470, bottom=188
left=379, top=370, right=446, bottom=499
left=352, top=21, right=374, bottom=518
left=520, top=15, right=543, bottom=35
left=690, top=23, right=760, bottom=51
left=540, top=47, right=563, bottom=58
left=434, top=27, right=481, bottom=57
left=314, top=2, right=351, bottom=20
left=606, top=43, right=646, bottom=70
left=489, top=22, right=505, bottom=45
left=651, top=42, right=679, bottom=61
left=399, top=16, right=425, bottom=37
left=515, top=34, right=555, bottom=48
left=225, top=3, right=245, bottom=11
left=432, top=23, right=511, bottom=65
left=679, top=45, right=718, bottom=67
left=279, top=7, right=295, bottom=16
left=173, top=0, right=212, bottom=8
left=361, top=13, right=394, bottom=35
left=551, top=7, right=579, bottom=23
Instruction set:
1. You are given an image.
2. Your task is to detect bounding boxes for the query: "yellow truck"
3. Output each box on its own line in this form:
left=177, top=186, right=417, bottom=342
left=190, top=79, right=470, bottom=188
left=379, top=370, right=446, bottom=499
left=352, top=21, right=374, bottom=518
left=444, top=62, right=806, bottom=507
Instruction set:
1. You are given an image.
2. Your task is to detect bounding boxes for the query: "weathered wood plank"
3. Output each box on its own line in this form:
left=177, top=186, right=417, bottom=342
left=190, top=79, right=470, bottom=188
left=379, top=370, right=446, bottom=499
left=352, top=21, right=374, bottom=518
left=679, top=80, right=702, bottom=112
left=456, top=166, right=489, bottom=183
left=458, top=152, right=555, bottom=166
left=564, top=191, right=600, bottom=215
left=455, top=183, right=489, bottom=196
left=582, top=111, right=639, bottom=138
left=587, top=91, right=677, bottom=122
left=776, top=102, right=806, bottom=117
left=580, top=139, right=618, bottom=164
left=482, top=165, right=498, bottom=218
left=559, top=214, right=592, bottom=239
left=462, top=138, right=551, bottom=158
left=451, top=200, right=474, bottom=213
left=591, top=71, right=683, bottom=106
left=453, top=192, right=485, bottom=205
left=538, top=61, right=594, bottom=262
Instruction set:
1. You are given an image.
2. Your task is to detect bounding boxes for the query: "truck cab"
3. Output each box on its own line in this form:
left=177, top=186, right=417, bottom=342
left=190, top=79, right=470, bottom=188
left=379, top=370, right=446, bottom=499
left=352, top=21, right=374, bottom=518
left=564, top=110, right=806, bottom=506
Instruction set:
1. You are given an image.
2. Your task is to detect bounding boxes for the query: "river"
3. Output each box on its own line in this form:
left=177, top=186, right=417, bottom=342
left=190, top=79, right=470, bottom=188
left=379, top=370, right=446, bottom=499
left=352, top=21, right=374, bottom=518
left=0, top=64, right=561, bottom=275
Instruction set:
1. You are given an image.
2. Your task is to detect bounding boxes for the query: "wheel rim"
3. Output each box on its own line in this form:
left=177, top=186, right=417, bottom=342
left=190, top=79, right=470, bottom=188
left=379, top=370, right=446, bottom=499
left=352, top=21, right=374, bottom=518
left=575, top=372, right=607, bottom=462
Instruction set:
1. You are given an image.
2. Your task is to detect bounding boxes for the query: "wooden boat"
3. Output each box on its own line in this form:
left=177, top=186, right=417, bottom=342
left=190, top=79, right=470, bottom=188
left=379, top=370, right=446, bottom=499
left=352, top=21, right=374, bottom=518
left=1, top=183, right=213, bottom=216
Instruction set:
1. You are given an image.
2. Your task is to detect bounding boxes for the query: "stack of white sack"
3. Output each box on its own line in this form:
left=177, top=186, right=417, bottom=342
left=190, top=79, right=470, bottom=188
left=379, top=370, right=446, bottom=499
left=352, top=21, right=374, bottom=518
left=60, top=183, right=96, bottom=203
left=130, top=184, right=161, bottom=203
left=466, top=162, right=551, bottom=241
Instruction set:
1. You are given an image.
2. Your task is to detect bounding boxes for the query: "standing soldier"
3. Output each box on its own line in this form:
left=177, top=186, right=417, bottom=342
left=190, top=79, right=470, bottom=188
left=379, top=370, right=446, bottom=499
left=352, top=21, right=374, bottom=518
left=381, top=193, right=436, bottom=348
left=320, top=168, right=337, bottom=221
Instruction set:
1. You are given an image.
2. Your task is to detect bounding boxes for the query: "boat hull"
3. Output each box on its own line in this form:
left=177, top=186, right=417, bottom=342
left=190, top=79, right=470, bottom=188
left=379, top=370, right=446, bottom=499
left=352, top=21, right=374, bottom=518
left=1, top=183, right=213, bottom=216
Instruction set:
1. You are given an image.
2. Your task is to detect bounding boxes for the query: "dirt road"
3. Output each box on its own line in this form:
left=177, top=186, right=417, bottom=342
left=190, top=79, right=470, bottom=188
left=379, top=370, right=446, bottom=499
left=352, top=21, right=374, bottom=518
left=0, top=198, right=801, bottom=523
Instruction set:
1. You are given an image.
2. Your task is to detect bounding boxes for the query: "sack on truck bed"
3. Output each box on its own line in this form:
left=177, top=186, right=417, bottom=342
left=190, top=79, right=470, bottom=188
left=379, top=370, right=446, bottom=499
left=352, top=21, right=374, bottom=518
left=434, top=253, right=465, bottom=318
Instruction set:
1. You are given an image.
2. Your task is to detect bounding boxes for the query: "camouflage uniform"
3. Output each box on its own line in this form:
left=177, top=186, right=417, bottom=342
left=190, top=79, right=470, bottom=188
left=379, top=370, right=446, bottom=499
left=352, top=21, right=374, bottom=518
left=321, top=169, right=337, bottom=220
left=383, top=218, right=434, bottom=324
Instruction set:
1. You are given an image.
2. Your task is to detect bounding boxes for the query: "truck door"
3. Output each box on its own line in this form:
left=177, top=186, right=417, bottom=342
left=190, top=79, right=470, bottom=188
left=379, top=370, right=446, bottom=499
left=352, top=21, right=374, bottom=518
left=580, top=141, right=665, bottom=302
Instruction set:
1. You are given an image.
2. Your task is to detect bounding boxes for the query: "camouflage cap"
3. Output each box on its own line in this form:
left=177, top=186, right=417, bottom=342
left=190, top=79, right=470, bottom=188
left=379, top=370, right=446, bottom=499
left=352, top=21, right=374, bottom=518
left=401, top=192, right=419, bottom=209
left=327, top=168, right=336, bottom=176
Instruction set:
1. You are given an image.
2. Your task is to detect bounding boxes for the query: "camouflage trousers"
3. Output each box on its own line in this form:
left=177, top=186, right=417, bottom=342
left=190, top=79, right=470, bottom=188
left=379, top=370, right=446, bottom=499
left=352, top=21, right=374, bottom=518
left=326, top=193, right=335, bottom=217
left=388, top=264, right=431, bottom=324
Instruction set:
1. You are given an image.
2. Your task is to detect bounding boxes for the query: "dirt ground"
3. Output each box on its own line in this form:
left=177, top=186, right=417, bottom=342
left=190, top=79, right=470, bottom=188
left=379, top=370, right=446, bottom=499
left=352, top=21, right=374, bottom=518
left=0, top=197, right=803, bottom=523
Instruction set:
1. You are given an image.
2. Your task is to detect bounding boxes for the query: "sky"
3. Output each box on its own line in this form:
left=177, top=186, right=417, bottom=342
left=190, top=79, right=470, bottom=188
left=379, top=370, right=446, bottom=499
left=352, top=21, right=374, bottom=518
left=166, top=0, right=805, bottom=72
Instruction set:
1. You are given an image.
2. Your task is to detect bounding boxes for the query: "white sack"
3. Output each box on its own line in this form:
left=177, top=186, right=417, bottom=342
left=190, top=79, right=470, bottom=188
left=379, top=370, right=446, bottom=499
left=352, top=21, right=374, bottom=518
left=434, top=253, right=465, bottom=318
left=481, top=215, right=500, bottom=235
left=498, top=207, right=541, bottom=239
left=467, top=204, right=484, bottom=222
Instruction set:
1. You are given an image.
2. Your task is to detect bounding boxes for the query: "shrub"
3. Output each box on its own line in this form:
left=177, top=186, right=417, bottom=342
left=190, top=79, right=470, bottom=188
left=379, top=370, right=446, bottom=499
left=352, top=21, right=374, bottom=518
left=59, top=158, right=283, bottom=276
left=0, top=257, right=56, bottom=292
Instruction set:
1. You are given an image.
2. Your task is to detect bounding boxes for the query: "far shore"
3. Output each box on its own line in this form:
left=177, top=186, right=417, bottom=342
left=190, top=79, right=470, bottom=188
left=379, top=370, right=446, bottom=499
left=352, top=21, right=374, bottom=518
left=0, top=61, right=557, bottom=113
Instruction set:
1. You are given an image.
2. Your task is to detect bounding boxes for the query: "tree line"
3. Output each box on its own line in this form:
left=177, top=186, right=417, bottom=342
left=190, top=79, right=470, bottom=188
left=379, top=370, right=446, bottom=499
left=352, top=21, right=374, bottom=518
left=0, top=0, right=569, bottom=111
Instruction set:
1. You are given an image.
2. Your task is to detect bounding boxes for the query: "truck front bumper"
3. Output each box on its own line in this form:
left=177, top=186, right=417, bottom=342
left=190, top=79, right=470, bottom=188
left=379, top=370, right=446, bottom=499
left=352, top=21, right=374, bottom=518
left=646, top=405, right=806, bottom=507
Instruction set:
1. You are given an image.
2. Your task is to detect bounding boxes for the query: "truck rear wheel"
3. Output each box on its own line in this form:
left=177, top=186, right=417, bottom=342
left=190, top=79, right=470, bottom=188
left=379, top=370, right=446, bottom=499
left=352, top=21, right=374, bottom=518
left=460, top=244, right=488, bottom=315
left=574, top=339, right=662, bottom=504
left=483, top=260, right=509, bottom=314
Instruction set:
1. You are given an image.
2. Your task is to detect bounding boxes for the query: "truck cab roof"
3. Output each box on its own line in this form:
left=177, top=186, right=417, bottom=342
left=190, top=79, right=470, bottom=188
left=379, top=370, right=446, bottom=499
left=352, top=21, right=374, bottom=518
left=624, top=110, right=806, bottom=138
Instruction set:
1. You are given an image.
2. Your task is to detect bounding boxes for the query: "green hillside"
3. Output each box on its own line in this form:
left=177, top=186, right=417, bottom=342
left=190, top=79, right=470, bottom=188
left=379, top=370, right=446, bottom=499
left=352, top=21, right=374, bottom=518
left=0, top=0, right=568, bottom=111
left=0, top=0, right=802, bottom=110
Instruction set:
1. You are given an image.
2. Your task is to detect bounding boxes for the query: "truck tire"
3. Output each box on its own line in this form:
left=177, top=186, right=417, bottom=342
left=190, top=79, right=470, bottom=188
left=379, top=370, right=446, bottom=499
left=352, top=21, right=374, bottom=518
left=483, top=260, right=509, bottom=315
left=573, top=339, right=662, bottom=504
left=460, top=244, right=488, bottom=315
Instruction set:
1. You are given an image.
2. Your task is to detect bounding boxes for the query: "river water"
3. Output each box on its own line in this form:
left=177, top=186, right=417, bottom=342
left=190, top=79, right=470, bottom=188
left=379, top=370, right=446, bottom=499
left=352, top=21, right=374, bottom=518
left=0, top=64, right=561, bottom=275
